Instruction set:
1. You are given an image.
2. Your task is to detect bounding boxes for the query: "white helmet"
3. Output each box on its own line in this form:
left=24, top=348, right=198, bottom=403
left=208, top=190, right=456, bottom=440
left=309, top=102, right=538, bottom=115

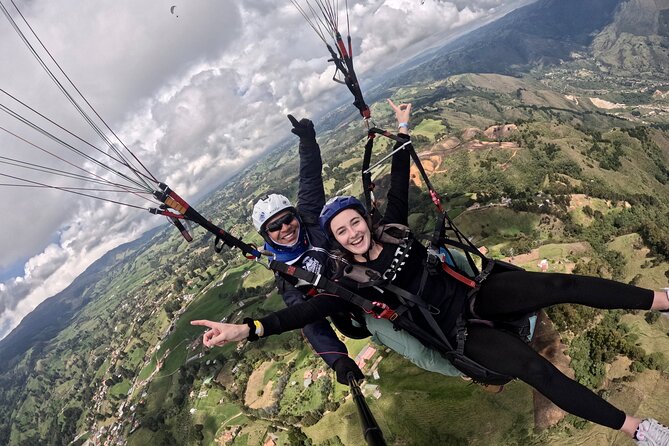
left=252, top=194, right=295, bottom=232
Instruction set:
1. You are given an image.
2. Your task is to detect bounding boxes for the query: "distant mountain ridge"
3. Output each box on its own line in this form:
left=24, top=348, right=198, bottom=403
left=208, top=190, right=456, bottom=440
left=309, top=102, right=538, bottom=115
left=0, top=226, right=159, bottom=372
left=390, top=0, right=669, bottom=86
left=592, top=0, right=669, bottom=76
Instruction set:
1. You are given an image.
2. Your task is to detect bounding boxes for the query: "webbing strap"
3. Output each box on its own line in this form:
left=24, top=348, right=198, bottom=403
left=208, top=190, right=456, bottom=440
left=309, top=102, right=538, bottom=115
left=456, top=315, right=468, bottom=355
left=269, top=260, right=376, bottom=314
left=441, top=262, right=477, bottom=288
left=406, top=148, right=443, bottom=212
left=383, top=282, right=433, bottom=312
left=475, top=258, right=497, bottom=284
left=152, top=183, right=261, bottom=258
left=362, top=134, right=376, bottom=211
left=431, top=209, right=486, bottom=279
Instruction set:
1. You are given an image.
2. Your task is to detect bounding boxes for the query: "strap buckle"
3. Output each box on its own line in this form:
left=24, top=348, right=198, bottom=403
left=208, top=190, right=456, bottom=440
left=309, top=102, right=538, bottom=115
left=243, top=243, right=259, bottom=260
left=365, top=301, right=398, bottom=321
left=455, top=325, right=468, bottom=355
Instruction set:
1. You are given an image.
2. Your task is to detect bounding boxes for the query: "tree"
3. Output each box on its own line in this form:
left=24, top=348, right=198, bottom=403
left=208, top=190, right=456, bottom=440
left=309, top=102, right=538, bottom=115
left=287, top=427, right=311, bottom=446
left=645, top=311, right=661, bottom=325
left=172, top=276, right=185, bottom=292
left=302, top=412, right=319, bottom=426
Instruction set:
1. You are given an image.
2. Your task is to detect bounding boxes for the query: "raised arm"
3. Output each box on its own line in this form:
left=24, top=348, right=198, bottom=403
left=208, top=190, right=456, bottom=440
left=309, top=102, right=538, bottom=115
left=288, top=115, right=326, bottom=219
left=381, top=100, right=412, bottom=226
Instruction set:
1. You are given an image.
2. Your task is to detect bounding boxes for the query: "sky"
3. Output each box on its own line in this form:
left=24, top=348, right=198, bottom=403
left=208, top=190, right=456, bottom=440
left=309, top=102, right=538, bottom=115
left=0, top=0, right=534, bottom=340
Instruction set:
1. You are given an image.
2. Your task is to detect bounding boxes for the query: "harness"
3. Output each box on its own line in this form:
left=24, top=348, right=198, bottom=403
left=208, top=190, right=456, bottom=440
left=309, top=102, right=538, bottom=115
left=270, top=222, right=533, bottom=386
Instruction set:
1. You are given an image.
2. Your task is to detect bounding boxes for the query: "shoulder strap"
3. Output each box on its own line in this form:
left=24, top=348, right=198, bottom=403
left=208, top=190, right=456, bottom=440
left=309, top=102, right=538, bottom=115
left=374, top=223, right=411, bottom=245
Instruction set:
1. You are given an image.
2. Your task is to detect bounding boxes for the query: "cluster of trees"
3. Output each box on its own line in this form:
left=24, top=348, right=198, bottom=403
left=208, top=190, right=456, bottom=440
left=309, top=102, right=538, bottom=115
left=233, top=283, right=275, bottom=301
left=104, top=370, right=128, bottom=388
left=626, top=127, right=669, bottom=184
left=585, top=137, right=624, bottom=171
left=164, top=298, right=182, bottom=318
left=548, top=308, right=668, bottom=389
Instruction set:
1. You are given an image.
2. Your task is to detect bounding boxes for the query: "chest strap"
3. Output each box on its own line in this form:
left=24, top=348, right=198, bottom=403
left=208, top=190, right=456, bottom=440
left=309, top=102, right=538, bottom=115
left=271, top=260, right=376, bottom=315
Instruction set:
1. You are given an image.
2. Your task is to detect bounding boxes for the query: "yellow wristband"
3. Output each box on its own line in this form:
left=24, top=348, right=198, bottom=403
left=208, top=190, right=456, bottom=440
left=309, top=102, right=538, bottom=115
left=253, top=320, right=264, bottom=337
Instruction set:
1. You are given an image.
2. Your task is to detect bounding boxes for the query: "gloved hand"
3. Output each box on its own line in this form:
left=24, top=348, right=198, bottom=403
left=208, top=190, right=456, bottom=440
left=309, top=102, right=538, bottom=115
left=287, top=114, right=316, bottom=140
left=333, top=356, right=364, bottom=385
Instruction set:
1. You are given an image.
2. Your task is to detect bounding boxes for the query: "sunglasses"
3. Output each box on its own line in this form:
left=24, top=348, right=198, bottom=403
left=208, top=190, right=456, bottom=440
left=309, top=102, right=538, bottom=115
left=265, top=212, right=297, bottom=233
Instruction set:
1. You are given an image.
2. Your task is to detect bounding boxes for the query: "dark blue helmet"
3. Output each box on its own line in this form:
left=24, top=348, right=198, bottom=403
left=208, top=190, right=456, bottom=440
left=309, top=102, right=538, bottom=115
left=319, top=195, right=367, bottom=241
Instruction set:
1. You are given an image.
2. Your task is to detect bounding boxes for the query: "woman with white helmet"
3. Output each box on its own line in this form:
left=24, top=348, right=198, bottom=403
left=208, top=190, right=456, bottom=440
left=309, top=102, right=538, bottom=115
left=248, top=115, right=364, bottom=384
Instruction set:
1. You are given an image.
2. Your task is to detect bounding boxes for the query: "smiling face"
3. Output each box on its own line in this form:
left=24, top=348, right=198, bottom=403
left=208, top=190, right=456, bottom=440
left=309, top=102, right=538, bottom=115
left=330, top=208, right=372, bottom=257
left=265, top=210, right=300, bottom=246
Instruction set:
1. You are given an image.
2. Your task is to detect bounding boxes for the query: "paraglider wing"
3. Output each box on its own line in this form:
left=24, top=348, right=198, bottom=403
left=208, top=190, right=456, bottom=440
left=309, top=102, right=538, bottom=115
left=170, top=5, right=176, bottom=14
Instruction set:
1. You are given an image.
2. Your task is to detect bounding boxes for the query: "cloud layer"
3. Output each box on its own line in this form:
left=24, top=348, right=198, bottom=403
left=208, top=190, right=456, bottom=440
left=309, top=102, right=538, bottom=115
left=0, top=0, right=533, bottom=339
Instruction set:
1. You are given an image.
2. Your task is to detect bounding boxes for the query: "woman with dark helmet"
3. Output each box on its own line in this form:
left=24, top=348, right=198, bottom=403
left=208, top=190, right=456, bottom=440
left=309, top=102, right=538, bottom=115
left=194, top=100, right=669, bottom=445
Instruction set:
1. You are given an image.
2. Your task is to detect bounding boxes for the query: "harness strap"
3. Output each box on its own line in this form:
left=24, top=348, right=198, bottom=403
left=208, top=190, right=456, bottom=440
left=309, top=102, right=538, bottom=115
left=270, top=260, right=375, bottom=314
left=431, top=211, right=484, bottom=276
left=383, top=282, right=435, bottom=312
left=391, top=311, right=453, bottom=352
left=432, top=237, right=485, bottom=257
left=455, top=320, right=465, bottom=355
left=475, top=258, right=497, bottom=284
left=440, top=262, right=478, bottom=288
left=362, top=134, right=376, bottom=213
left=406, top=147, right=443, bottom=212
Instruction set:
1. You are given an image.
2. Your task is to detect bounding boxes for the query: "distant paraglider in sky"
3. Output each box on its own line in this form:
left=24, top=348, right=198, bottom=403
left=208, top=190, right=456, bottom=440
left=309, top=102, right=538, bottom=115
left=170, top=5, right=178, bottom=18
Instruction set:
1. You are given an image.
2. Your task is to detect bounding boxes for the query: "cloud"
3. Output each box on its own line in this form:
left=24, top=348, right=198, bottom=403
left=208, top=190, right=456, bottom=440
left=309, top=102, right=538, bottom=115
left=0, top=0, right=534, bottom=340
left=0, top=199, right=151, bottom=338
left=446, top=0, right=515, bottom=11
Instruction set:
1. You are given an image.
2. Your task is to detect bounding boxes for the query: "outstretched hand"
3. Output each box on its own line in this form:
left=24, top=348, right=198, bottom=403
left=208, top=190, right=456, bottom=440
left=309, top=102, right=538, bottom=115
left=190, top=320, right=249, bottom=347
left=287, top=114, right=316, bottom=140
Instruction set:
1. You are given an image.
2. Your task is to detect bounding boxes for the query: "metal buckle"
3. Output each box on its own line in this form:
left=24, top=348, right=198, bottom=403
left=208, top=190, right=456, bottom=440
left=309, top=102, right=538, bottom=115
left=366, top=301, right=396, bottom=320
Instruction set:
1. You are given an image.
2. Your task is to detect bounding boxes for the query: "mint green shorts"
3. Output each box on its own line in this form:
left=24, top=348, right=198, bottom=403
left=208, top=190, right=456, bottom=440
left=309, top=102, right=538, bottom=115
left=364, top=314, right=462, bottom=377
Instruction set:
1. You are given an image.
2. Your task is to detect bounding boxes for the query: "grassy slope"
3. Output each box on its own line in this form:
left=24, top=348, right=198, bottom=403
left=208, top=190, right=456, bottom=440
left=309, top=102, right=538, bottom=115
left=306, top=352, right=534, bottom=446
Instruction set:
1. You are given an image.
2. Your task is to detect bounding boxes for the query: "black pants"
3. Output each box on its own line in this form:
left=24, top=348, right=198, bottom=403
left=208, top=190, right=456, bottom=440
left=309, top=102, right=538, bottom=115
left=465, top=271, right=654, bottom=429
